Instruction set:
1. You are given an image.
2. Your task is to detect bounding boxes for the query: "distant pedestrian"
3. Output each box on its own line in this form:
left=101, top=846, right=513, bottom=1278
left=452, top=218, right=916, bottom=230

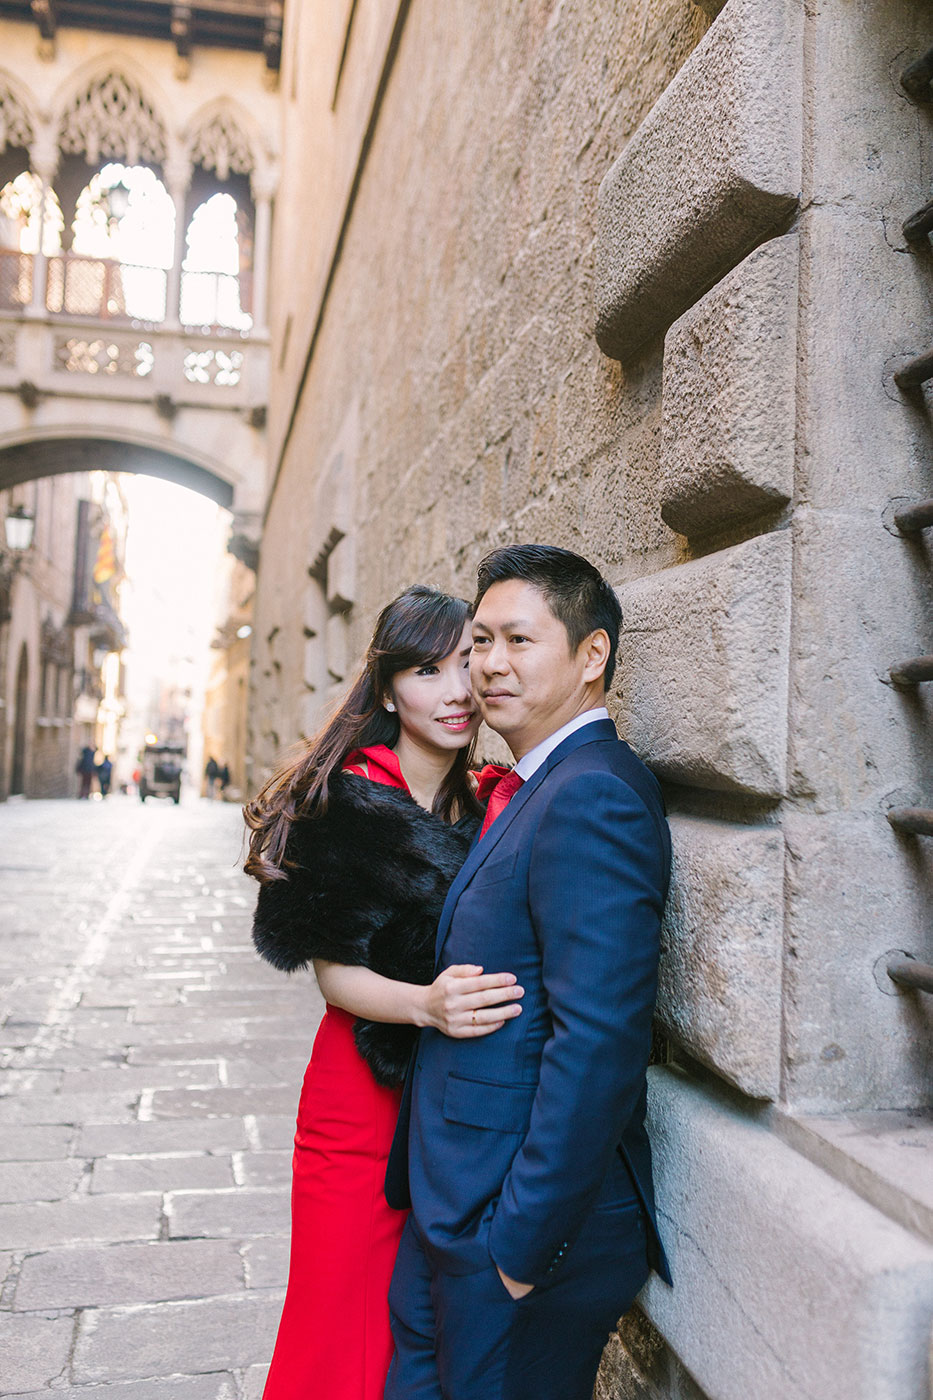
left=97, top=755, right=113, bottom=798
left=75, top=746, right=96, bottom=799
left=204, top=756, right=219, bottom=798
left=220, top=763, right=230, bottom=797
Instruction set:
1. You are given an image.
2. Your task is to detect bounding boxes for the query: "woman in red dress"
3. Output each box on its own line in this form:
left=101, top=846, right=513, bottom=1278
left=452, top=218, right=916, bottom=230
left=244, top=586, right=523, bottom=1400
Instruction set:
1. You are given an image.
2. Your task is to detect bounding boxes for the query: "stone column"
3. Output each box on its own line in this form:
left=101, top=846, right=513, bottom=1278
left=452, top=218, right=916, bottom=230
left=249, top=165, right=277, bottom=335
left=163, top=155, right=192, bottom=329
left=27, top=141, right=58, bottom=318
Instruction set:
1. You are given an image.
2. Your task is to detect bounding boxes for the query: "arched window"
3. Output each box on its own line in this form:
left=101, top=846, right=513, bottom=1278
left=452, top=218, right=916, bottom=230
left=0, top=171, right=62, bottom=310
left=0, top=171, right=63, bottom=254
left=180, top=191, right=251, bottom=332
left=53, top=162, right=174, bottom=321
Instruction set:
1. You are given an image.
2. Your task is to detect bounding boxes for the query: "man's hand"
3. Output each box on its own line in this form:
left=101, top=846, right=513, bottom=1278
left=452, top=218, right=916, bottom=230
left=496, top=1265, right=534, bottom=1301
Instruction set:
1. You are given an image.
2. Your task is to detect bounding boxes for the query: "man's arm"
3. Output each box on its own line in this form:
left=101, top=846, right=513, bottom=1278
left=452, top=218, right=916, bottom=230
left=488, top=768, right=666, bottom=1288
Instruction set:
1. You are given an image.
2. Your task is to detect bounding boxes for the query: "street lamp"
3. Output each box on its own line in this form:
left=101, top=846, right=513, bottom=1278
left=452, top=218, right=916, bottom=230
left=102, top=182, right=131, bottom=235
left=4, top=503, right=35, bottom=553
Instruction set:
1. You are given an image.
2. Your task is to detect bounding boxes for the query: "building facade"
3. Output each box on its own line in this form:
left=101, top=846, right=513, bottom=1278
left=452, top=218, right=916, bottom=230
left=0, top=468, right=127, bottom=799
left=251, top=2, right=933, bottom=1397
left=0, top=3, right=280, bottom=803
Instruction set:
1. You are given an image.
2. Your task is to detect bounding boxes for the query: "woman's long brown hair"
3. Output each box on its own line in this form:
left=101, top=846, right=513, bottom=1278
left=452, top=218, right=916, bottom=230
left=243, top=585, right=481, bottom=884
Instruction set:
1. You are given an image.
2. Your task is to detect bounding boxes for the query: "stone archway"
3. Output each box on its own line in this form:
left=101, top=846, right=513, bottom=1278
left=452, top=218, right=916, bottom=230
left=0, top=435, right=235, bottom=508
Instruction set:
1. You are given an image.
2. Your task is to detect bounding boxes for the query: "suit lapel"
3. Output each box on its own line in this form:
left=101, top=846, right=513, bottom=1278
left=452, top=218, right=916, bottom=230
left=434, top=718, right=617, bottom=968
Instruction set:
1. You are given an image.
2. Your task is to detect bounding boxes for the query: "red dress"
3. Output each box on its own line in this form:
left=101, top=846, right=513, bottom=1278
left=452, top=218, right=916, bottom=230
left=262, top=746, right=411, bottom=1400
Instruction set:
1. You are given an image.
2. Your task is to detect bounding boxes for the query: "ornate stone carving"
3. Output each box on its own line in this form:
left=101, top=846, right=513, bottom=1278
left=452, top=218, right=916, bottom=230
left=54, top=333, right=154, bottom=378
left=58, top=72, right=167, bottom=167
left=187, top=110, right=254, bottom=181
left=0, top=84, right=34, bottom=153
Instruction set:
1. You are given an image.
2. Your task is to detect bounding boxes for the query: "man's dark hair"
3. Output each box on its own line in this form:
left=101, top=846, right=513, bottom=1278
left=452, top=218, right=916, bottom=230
left=474, top=544, right=623, bottom=690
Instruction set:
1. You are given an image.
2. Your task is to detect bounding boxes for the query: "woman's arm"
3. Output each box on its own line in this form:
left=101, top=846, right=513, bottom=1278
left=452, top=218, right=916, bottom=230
left=313, top=960, right=523, bottom=1038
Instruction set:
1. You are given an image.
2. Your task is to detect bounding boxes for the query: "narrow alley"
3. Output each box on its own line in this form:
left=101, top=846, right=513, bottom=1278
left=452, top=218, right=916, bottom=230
left=0, top=796, right=318, bottom=1397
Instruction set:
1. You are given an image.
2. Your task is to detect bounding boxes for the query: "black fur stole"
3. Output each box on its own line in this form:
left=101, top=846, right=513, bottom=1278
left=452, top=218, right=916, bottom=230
left=251, top=772, right=477, bottom=1087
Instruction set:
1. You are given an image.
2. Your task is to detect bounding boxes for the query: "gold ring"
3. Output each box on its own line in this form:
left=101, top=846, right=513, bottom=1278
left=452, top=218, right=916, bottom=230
left=471, top=1010, right=477, bottom=1026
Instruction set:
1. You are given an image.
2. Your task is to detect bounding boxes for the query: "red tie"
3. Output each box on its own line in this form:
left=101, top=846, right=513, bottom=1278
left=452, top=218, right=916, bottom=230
left=478, top=770, right=524, bottom=839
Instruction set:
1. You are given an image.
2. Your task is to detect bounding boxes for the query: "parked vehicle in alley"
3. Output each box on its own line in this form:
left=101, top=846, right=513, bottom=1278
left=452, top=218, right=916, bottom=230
left=138, top=743, right=184, bottom=804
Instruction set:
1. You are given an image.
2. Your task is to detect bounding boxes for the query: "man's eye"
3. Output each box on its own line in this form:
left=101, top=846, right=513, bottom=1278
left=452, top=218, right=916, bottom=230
left=471, top=637, right=489, bottom=648
left=511, top=635, right=528, bottom=645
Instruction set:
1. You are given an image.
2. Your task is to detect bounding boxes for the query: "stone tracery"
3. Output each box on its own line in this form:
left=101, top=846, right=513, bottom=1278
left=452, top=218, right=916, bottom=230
left=0, top=83, right=34, bottom=153
left=57, top=71, right=167, bottom=167
left=187, top=109, right=254, bottom=180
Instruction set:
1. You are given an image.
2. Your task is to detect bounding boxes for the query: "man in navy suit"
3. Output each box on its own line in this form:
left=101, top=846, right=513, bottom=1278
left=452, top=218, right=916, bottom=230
left=385, top=544, right=671, bottom=1400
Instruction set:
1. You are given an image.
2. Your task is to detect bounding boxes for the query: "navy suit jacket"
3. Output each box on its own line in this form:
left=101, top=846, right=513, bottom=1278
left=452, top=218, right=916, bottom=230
left=385, top=718, right=672, bottom=1288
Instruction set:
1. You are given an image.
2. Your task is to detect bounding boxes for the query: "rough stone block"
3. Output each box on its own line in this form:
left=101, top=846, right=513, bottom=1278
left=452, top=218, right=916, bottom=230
left=644, top=1068, right=933, bottom=1400
left=659, top=817, right=784, bottom=1099
left=73, top=1293, right=284, bottom=1383
left=782, top=811, right=933, bottom=1113
left=617, top=532, right=791, bottom=796
left=596, top=0, right=802, bottom=362
left=238, top=1150, right=292, bottom=1187
left=660, top=236, right=798, bottom=536
left=787, top=512, right=933, bottom=813
left=15, top=1238, right=244, bottom=1310
left=1, top=1312, right=75, bottom=1392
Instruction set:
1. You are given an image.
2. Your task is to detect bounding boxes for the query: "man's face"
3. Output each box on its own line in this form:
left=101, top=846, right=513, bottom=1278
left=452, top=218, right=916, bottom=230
left=470, top=579, right=595, bottom=759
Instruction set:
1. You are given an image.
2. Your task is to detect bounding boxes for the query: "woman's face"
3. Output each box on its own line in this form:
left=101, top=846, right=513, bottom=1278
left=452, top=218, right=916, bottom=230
left=389, top=621, right=479, bottom=753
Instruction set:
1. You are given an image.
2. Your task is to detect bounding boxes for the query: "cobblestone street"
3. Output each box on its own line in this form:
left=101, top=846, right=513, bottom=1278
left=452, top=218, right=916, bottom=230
left=0, top=795, right=320, bottom=1398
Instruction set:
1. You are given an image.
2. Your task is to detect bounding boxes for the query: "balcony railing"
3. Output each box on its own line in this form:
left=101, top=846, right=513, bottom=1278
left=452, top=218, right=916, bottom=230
left=0, top=248, right=253, bottom=333
left=0, top=249, right=34, bottom=311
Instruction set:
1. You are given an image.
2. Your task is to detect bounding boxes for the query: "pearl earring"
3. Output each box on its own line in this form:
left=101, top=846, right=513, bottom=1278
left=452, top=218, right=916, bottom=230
left=385, top=702, right=396, bottom=713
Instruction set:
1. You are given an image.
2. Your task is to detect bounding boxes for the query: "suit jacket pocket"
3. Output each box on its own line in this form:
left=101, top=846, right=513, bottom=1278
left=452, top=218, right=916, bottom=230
left=442, top=1073, right=536, bottom=1133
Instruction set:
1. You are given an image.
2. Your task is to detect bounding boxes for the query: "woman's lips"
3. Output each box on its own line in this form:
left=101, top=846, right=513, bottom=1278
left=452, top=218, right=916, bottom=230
left=437, top=713, right=475, bottom=730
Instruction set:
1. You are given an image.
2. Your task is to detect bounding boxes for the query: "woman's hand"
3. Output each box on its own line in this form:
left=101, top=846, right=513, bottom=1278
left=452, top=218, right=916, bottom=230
left=417, top=964, right=523, bottom=1037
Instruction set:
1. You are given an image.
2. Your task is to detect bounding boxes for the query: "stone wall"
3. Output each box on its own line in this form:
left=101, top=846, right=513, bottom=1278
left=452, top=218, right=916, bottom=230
left=253, top=1, right=933, bottom=1395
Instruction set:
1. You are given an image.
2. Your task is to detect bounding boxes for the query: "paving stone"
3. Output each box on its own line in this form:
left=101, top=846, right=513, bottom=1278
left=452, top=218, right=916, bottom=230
left=252, top=1116, right=296, bottom=1152
left=221, top=1057, right=308, bottom=1090
left=15, top=1238, right=245, bottom=1309
left=126, top=1041, right=305, bottom=1066
left=241, top=1363, right=271, bottom=1400
left=0, top=1157, right=85, bottom=1202
left=60, top=1063, right=222, bottom=1094
left=4, top=1379, right=238, bottom=1400
left=91, top=1154, right=235, bottom=1194
left=73, top=1293, right=284, bottom=1382
left=78, top=1118, right=250, bottom=1157
left=0, top=1193, right=161, bottom=1249
left=150, top=1087, right=297, bottom=1120
left=166, top=1187, right=290, bottom=1240
left=0, top=1090, right=139, bottom=1126
left=237, top=1151, right=291, bottom=1188
left=241, top=1235, right=290, bottom=1289
left=0, top=1311, right=75, bottom=1391
left=0, top=1124, right=74, bottom=1160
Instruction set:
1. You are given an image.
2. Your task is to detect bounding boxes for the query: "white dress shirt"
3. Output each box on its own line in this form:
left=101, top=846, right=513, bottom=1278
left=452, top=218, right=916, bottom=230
left=513, top=707, right=610, bottom=783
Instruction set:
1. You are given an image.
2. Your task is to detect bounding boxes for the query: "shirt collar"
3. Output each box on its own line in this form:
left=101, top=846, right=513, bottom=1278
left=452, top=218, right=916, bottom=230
left=513, top=707, right=611, bottom=782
